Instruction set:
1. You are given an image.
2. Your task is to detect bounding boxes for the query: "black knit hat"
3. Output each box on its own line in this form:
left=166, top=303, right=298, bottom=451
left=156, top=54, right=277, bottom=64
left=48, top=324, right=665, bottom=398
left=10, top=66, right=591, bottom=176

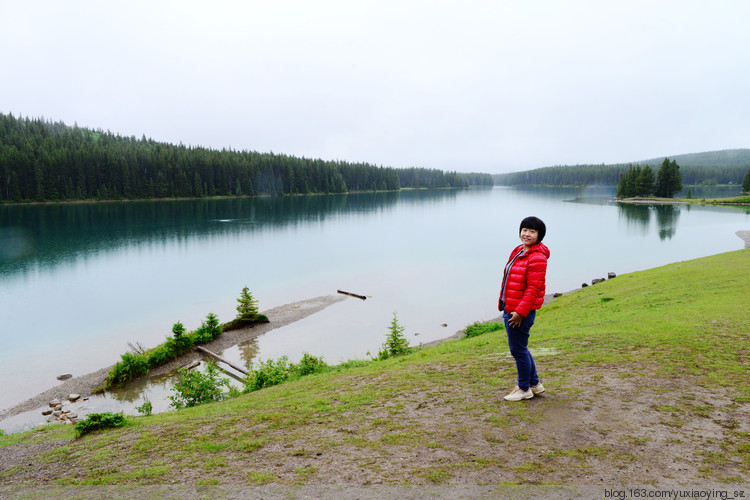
left=519, top=216, right=546, bottom=243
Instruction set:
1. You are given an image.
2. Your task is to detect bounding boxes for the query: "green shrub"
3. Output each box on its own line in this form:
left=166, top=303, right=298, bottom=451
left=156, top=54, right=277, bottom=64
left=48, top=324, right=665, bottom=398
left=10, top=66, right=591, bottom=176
left=74, top=412, right=126, bottom=438
left=244, top=356, right=294, bottom=392
left=171, top=321, right=194, bottom=355
left=135, top=399, right=153, bottom=416
left=169, top=361, right=232, bottom=409
left=106, top=351, right=149, bottom=386
left=462, top=320, right=503, bottom=339
left=191, top=313, right=223, bottom=343
left=242, top=353, right=328, bottom=393
left=378, top=312, right=411, bottom=360
left=222, top=313, right=269, bottom=332
left=146, top=341, right=177, bottom=367
left=295, top=352, right=328, bottom=376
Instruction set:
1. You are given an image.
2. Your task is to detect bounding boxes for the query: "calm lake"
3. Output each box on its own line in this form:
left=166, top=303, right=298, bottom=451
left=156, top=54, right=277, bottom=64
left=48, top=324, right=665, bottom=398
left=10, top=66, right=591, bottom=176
left=1, top=186, right=748, bottom=430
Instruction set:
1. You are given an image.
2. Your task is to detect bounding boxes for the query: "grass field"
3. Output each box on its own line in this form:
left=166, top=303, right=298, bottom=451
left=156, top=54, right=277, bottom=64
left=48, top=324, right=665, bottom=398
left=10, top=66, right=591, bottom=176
left=1, top=249, right=748, bottom=493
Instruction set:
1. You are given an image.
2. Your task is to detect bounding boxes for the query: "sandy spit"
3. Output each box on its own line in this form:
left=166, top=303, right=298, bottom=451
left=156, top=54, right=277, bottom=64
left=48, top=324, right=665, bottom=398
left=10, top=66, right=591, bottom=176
left=737, top=230, right=750, bottom=248
left=0, top=294, right=346, bottom=422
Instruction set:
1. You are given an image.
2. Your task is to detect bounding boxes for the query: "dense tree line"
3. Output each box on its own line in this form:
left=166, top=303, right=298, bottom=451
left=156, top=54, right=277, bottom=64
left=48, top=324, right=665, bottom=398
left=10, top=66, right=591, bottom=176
left=0, top=114, right=491, bottom=202
left=743, top=167, right=750, bottom=193
left=616, top=158, right=682, bottom=198
left=495, top=151, right=750, bottom=187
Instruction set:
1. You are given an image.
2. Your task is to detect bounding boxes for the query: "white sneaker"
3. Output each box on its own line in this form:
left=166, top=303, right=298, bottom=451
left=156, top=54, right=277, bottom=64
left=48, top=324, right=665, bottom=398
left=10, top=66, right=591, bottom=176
left=503, top=386, right=534, bottom=401
left=530, top=382, right=545, bottom=395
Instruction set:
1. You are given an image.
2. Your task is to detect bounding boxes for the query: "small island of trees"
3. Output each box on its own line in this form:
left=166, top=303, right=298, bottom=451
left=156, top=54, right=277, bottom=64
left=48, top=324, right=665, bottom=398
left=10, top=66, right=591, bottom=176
left=616, top=158, right=683, bottom=198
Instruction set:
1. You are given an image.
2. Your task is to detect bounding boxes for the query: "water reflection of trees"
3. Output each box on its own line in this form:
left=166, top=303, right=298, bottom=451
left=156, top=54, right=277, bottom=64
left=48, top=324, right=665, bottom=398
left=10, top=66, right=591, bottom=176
left=1, top=190, right=438, bottom=275
left=654, top=205, right=679, bottom=240
left=238, top=338, right=259, bottom=368
left=617, top=202, right=680, bottom=240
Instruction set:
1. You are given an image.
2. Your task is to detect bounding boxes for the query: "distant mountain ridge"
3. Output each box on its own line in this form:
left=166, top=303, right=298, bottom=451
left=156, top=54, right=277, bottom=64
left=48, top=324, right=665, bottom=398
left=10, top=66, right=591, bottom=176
left=633, top=149, right=750, bottom=168
left=494, top=149, right=750, bottom=187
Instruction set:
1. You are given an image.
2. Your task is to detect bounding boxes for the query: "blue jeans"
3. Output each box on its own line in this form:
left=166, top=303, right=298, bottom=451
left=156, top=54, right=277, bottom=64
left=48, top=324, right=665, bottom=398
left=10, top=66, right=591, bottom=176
left=503, top=309, right=539, bottom=391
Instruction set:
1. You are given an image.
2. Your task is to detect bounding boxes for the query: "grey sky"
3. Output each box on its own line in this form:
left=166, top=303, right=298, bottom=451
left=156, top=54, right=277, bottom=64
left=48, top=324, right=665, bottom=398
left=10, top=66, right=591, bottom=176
left=2, top=1, right=749, bottom=173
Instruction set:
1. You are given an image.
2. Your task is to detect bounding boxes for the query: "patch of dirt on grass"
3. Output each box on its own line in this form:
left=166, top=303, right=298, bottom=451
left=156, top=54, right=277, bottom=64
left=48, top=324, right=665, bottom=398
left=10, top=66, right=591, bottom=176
left=1, top=353, right=748, bottom=492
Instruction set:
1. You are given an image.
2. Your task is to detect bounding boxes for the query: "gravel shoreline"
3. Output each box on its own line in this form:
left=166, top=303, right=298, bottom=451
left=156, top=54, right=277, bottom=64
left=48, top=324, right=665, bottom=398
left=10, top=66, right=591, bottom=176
left=0, top=294, right=346, bottom=423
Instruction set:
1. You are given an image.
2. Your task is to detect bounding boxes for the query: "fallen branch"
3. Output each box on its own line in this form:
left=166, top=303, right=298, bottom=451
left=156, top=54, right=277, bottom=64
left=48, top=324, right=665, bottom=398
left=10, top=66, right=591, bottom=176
left=337, top=289, right=367, bottom=300
left=194, top=346, right=247, bottom=375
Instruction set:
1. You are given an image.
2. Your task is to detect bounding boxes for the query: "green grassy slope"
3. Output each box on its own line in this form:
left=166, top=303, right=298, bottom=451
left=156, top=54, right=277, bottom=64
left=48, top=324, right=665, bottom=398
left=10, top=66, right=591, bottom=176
left=1, top=250, right=748, bottom=488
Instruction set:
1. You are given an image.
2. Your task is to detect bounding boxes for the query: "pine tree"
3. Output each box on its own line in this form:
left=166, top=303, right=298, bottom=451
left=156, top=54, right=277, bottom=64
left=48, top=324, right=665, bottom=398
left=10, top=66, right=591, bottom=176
left=636, top=165, right=655, bottom=196
left=743, top=166, right=750, bottom=193
left=655, top=158, right=683, bottom=198
left=236, top=287, right=259, bottom=321
left=377, top=312, right=411, bottom=360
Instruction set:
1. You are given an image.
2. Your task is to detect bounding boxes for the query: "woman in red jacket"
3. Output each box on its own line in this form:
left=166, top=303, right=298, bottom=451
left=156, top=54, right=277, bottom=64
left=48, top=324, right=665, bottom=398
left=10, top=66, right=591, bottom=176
left=499, top=216, right=550, bottom=401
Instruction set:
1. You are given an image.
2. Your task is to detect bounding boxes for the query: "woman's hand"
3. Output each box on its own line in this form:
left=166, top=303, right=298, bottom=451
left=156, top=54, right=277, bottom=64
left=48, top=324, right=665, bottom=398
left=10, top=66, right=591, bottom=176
left=508, top=311, right=523, bottom=328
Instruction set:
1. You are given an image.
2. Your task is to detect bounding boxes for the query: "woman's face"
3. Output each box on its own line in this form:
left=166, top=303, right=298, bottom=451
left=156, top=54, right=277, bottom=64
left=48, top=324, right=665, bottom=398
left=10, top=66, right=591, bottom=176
left=520, top=227, right=539, bottom=248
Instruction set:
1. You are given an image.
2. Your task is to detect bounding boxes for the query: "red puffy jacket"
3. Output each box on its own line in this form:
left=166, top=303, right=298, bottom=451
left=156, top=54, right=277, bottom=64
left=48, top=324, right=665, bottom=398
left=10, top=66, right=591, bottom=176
left=498, top=242, right=550, bottom=318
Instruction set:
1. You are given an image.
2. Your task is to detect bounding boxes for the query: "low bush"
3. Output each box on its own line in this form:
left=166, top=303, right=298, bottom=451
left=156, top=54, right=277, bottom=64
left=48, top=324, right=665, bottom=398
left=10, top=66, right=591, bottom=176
left=296, top=352, right=328, bottom=376
left=191, top=313, right=222, bottom=343
left=74, top=412, right=126, bottom=438
left=171, top=321, right=194, bottom=356
left=244, top=356, right=294, bottom=392
left=146, top=341, right=177, bottom=366
left=135, top=399, right=153, bottom=416
left=462, top=320, right=503, bottom=339
left=105, top=351, right=149, bottom=387
left=169, top=361, right=235, bottom=409
left=221, top=314, right=269, bottom=332
left=243, top=352, right=328, bottom=392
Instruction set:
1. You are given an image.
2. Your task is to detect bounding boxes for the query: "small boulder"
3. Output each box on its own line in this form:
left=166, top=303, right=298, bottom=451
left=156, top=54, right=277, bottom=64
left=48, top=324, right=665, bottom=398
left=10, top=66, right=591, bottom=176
left=607, top=272, right=617, bottom=279
left=581, top=283, right=589, bottom=288
left=592, top=278, right=606, bottom=285
left=68, top=394, right=81, bottom=402
left=49, top=398, right=61, bottom=407
left=57, top=374, right=73, bottom=381
left=67, top=413, right=78, bottom=419
left=553, top=292, right=563, bottom=298
left=42, top=409, right=53, bottom=416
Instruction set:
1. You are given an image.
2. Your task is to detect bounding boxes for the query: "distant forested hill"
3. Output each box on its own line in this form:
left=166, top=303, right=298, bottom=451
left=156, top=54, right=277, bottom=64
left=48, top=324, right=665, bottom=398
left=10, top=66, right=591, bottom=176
left=494, top=149, right=750, bottom=187
left=0, top=114, right=492, bottom=203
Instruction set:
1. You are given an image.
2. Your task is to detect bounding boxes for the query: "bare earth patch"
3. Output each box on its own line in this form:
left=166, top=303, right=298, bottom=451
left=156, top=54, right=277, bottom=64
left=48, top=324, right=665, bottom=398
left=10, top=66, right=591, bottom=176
left=1, top=351, right=747, bottom=497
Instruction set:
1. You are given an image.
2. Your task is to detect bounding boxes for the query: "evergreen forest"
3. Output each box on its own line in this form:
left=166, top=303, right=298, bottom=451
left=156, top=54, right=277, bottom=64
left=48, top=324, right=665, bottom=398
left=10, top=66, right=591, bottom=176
left=494, top=149, right=750, bottom=188
left=0, top=114, right=493, bottom=203
left=616, top=158, right=683, bottom=198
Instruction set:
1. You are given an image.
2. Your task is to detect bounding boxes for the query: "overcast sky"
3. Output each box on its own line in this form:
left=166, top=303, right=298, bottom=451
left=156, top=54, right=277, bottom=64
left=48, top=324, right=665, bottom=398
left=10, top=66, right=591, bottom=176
left=2, top=1, right=749, bottom=173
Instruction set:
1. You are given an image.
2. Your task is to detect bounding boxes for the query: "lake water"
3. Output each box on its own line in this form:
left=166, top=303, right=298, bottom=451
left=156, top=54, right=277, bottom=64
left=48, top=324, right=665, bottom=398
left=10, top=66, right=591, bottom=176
left=1, top=186, right=748, bottom=430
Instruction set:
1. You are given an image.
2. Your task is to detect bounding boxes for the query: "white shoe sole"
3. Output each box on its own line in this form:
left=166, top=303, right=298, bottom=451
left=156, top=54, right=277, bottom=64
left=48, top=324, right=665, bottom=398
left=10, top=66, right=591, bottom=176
left=503, top=391, right=534, bottom=401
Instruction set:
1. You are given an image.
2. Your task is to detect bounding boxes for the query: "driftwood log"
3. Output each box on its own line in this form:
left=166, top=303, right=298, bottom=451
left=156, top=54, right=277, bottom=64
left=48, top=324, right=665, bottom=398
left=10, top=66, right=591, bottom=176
left=337, top=289, right=367, bottom=300
left=195, top=346, right=248, bottom=375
